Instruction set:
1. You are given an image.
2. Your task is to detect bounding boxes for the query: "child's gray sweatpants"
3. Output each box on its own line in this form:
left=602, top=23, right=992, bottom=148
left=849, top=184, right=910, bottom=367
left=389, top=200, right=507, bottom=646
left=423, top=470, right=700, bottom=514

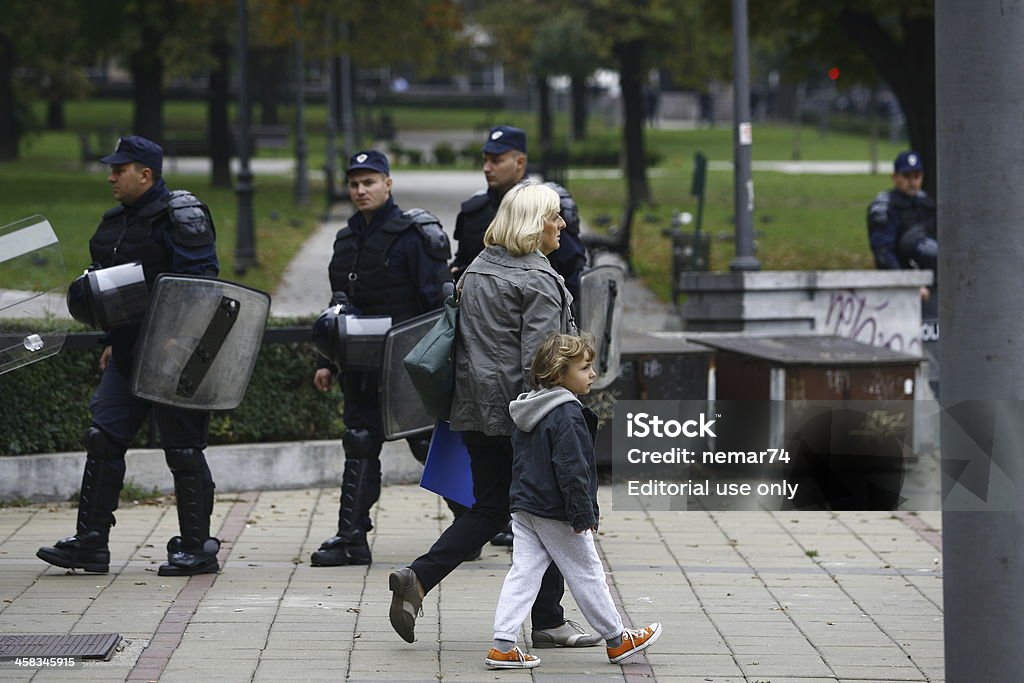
left=493, top=511, right=624, bottom=643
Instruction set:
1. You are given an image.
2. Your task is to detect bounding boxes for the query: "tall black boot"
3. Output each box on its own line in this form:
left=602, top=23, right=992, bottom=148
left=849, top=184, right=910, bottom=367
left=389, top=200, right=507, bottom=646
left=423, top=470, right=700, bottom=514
left=160, top=448, right=220, bottom=577
left=311, top=457, right=379, bottom=566
left=37, top=428, right=125, bottom=573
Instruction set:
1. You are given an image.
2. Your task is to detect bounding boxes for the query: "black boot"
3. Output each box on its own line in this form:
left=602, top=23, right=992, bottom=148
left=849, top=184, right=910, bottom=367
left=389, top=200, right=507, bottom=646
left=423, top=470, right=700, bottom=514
left=312, top=458, right=380, bottom=566
left=490, top=521, right=514, bottom=547
left=37, top=443, right=124, bottom=573
left=160, top=449, right=219, bottom=577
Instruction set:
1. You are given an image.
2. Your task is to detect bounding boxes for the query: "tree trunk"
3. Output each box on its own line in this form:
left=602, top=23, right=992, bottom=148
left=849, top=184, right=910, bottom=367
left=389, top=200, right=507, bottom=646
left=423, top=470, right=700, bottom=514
left=46, top=100, right=65, bottom=130
left=130, top=24, right=164, bottom=142
left=615, top=40, right=650, bottom=204
left=537, top=74, right=553, bottom=156
left=208, top=32, right=231, bottom=188
left=570, top=75, right=587, bottom=141
left=837, top=10, right=936, bottom=196
left=0, top=32, right=18, bottom=160
left=257, top=49, right=280, bottom=126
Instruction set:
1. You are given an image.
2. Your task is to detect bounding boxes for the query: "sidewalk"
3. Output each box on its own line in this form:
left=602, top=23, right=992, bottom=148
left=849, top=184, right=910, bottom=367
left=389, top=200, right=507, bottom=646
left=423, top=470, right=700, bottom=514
left=0, top=485, right=943, bottom=682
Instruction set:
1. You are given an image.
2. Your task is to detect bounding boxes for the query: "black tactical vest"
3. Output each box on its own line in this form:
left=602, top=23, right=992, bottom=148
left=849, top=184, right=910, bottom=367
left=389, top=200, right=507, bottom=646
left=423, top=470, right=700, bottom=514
left=328, top=213, right=423, bottom=323
left=89, top=201, right=171, bottom=285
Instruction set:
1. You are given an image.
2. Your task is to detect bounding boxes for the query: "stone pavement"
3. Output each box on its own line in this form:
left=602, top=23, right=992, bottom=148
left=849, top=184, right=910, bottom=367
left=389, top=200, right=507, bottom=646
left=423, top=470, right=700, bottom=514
left=0, top=485, right=943, bottom=682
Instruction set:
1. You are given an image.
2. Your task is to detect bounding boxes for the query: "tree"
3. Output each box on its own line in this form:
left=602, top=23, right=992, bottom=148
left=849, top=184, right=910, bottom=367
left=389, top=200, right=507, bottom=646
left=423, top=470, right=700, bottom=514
left=734, top=0, right=936, bottom=195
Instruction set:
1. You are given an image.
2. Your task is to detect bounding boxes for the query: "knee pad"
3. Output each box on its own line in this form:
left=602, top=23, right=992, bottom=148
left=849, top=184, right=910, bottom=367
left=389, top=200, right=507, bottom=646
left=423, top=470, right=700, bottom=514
left=83, top=427, right=127, bottom=460
left=342, top=428, right=382, bottom=460
left=165, top=447, right=208, bottom=474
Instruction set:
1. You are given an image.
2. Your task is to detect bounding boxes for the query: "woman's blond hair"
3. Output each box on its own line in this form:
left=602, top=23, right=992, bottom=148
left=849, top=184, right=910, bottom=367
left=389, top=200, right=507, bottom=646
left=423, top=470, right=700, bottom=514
left=529, top=333, right=596, bottom=389
left=483, top=182, right=561, bottom=256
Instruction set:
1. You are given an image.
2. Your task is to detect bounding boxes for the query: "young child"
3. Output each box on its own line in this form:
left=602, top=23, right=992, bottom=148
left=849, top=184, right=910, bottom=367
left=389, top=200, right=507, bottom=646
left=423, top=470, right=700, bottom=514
left=485, top=333, right=662, bottom=670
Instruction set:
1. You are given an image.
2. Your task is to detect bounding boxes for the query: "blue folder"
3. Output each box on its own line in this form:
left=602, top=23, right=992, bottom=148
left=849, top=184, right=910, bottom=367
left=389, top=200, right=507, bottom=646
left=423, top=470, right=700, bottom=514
left=419, top=421, right=475, bottom=508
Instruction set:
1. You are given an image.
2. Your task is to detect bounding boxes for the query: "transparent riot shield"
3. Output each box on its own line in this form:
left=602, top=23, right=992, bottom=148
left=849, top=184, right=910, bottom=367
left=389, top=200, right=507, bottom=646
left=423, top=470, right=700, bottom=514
left=130, top=274, right=270, bottom=410
left=380, top=309, right=441, bottom=441
left=577, top=264, right=625, bottom=390
left=0, top=216, right=68, bottom=375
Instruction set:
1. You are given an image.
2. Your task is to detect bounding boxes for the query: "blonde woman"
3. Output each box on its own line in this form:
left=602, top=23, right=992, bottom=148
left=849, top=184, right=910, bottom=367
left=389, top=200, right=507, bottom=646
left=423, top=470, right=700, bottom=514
left=389, top=183, right=601, bottom=651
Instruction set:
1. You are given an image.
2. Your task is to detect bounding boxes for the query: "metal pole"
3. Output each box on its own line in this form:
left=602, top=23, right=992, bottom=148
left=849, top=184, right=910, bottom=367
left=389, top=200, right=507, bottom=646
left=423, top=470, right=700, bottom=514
left=233, top=0, right=256, bottom=274
left=293, top=6, right=309, bottom=207
left=728, top=0, right=759, bottom=271
left=323, top=13, right=339, bottom=213
left=339, top=20, right=356, bottom=163
left=937, top=2, right=1024, bottom=680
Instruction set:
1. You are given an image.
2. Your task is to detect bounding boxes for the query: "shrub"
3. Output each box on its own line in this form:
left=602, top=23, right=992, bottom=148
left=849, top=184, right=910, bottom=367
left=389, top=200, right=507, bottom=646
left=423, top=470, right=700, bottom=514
left=0, top=318, right=346, bottom=456
left=433, top=142, right=457, bottom=166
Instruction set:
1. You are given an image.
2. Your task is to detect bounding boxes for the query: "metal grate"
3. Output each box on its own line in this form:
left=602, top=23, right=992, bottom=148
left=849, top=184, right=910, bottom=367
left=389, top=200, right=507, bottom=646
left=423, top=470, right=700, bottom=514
left=0, top=633, right=121, bottom=660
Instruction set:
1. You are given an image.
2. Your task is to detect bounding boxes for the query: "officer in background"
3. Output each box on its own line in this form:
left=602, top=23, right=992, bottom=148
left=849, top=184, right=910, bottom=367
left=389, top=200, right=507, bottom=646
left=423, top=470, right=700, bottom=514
left=311, top=150, right=452, bottom=566
left=37, top=136, right=222, bottom=576
left=450, top=125, right=587, bottom=301
left=867, top=150, right=938, bottom=306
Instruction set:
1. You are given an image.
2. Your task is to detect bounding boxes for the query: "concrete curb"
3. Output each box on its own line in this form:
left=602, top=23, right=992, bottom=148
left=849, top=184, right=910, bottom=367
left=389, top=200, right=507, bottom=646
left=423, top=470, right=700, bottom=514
left=0, top=440, right=425, bottom=503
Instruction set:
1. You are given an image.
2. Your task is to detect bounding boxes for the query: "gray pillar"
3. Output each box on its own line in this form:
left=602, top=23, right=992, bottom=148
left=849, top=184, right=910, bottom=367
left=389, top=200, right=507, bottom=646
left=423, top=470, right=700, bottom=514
left=937, top=2, right=1024, bottom=680
left=729, top=0, right=759, bottom=271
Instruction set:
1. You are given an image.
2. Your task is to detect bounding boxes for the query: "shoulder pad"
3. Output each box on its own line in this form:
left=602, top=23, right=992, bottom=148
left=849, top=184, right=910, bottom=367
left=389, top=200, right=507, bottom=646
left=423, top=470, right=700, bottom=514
left=460, top=190, right=489, bottom=214
left=406, top=208, right=451, bottom=261
left=868, top=191, right=891, bottom=221
left=168, top=189, right=202, bottom=209
left=335, top=225, right=354, bottom=240
left=543, top=181, right=580, bottom=235
left=102, top=205, right=125, bottom=219
left=166, top=190, right=215, bottom=247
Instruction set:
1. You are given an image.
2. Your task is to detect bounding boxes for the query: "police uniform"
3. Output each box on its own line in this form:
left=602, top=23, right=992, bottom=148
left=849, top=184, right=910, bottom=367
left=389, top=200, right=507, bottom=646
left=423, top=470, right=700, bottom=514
left=452, top=126, right=586, bottom=301
left=867, top=188, right=937, bottom=271
left=312, top=152, right=452, bottom=567
left=37, top=137, right=222, bottom=577
left=453, top=182, right=587, bottom=301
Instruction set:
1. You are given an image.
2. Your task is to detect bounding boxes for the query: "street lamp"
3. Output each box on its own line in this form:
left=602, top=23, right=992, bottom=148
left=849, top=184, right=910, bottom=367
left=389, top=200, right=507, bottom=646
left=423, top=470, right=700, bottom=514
left=234, top=0, right=257, bottom=275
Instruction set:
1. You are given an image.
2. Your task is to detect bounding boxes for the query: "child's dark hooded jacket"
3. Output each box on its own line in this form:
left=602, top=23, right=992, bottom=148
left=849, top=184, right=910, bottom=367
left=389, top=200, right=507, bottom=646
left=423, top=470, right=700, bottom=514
left=509, top=386, right=600, bottom=532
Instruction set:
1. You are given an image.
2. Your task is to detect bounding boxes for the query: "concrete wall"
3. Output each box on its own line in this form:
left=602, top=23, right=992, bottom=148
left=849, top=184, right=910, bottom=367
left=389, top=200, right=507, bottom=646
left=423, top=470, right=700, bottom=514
left=678, top=270, right=934, bottom=356
left=0, top=440, right=426, bottom=503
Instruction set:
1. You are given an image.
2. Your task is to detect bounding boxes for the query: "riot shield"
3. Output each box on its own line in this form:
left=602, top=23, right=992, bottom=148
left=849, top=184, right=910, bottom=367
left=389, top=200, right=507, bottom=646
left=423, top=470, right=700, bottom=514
left=380, top=309, right=441, bottom=440
left=130, top=274, right=270, bottom=410
left=0, top=216, right=68, bottom=375
left=577, top=264, right=625, bottom=390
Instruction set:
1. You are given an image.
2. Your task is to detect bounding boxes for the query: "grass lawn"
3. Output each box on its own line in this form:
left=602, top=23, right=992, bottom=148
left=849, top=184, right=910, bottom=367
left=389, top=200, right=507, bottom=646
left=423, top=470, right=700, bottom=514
left=11, top=100, right=901, bottom=302
left=1, top=136, right=325, bottom=295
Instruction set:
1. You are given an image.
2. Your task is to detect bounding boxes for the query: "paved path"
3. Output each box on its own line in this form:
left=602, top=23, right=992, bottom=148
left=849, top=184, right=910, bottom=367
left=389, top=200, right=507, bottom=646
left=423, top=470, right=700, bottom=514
left=0, top=485, right=944, bottom=682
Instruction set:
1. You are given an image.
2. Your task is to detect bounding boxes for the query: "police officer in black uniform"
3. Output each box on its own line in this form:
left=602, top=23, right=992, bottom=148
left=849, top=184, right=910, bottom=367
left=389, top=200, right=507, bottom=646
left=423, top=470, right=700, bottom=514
left=867, top=150, right=938, bottom=309
left=311, top=150, right=452, bottom=566
left=451, top=125, right=587, bottom=547
left=37, top=136, right=222, bottom=576
left=450, top=125, right=586, bottom=301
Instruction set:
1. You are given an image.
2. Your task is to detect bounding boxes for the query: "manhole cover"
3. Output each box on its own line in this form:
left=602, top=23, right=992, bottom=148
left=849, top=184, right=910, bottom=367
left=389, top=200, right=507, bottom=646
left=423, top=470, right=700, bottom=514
left=0, top=633, right=121, bottom=660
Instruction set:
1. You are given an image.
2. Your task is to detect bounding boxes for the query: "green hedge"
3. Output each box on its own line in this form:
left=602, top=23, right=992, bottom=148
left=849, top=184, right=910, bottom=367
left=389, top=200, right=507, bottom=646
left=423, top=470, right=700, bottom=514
left=0, top=319, right=346, bottom=456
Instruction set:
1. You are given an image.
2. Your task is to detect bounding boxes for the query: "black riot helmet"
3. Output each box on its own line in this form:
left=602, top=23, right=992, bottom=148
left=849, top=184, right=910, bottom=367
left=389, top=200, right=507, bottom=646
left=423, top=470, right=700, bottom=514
left=543, top=182, right=580, bottom=235
left=311, top=294, right=390, bottom=371
left=66, top=261, right=150, bottom=330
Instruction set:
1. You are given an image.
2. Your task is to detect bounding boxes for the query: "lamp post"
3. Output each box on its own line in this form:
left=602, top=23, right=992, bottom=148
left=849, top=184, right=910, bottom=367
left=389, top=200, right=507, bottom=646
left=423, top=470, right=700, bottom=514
left=234, top=0, right=257, bottom=275
left=729, top=0, right=759, bottom=272
left=293, top=5, right=309, bottom=207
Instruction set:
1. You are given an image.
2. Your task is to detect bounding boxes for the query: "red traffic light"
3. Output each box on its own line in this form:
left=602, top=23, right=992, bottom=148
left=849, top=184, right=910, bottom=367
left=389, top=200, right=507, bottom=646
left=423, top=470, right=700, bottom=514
left=827, top=67, right=841, bottom=81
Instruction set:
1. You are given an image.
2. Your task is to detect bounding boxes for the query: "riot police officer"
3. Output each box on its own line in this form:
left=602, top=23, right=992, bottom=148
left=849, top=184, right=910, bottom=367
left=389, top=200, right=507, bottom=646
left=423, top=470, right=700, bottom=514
left=37, top=136, right=222, bottom=576
left=867, top=150, right=938, bottom=295
left=450, top=125, right=586, bottom=301
left=311, top=150, right=452, bottom=566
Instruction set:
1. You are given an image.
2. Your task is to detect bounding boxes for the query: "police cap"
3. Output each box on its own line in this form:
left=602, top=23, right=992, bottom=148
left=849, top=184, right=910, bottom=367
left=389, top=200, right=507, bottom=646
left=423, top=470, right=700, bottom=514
left=483, top=125, right=527, bottom=155
left=347, top=150, right=390, bottom=176
left=100, top=136, right=164, bottom=175
left=894, top=150, right=924, bottom=174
